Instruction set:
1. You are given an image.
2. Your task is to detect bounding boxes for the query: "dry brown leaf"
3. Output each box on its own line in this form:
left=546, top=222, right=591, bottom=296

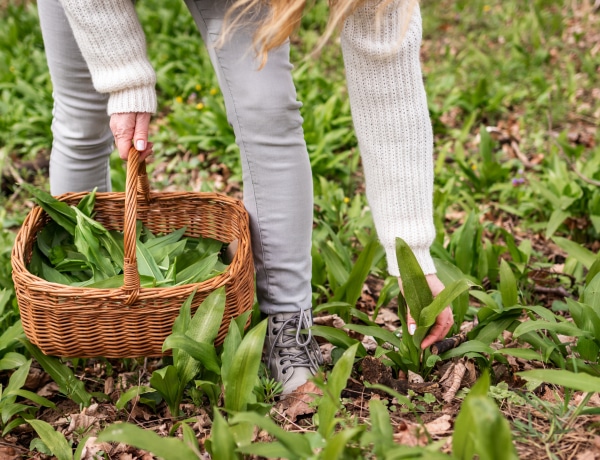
left=393, top=423, right=428, bottom=447
left=0, top=446, right=20, bottom=460
left=130, top=404, right=153, bottom=421
left=24, top=366, right=49, bottom=390
left=464, top=360, right=477, bottom=386
left=576, top=451, right=597, bottom=460
left=361, top=335, right=378, bottom=353
left=66, top=413, right=99, bottom=435
left=425, top=415, right=453, bottom=435
left=375, top=308, right=400, bottom=327
left=279, top=381, right=322, bottom=421
left=79, top=437, right=113, bottom=460
left=37, top=381, right=60, bottom=398
left=319, top=343, right=334, bottom=365
left=575, top=393, right=600, bottom=407
left=313, top=314, right=345, bottom=329
left=443, top=360, right=466, bottom=403
left=104, top=376, right=114, bottom=395
left=408, top=371, right=424, bottom=384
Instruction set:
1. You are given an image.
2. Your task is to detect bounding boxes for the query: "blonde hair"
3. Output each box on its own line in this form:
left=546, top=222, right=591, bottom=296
left=222, top=0, right=419, bottom=68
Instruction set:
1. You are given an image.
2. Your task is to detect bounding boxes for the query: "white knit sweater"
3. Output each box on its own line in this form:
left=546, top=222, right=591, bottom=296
left=342, top=0, right=436, bottom=276
left=59, top=0, right=157, bottom=115
left=58, top=0, right=436, bottom=276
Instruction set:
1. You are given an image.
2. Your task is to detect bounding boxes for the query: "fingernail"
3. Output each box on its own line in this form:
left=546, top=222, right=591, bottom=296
left=408, top=324, right=416, bottom=335
left=136, top=140, right=146, bottom=151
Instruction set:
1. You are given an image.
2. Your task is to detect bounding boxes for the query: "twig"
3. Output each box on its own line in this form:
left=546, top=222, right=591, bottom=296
left=533, top=285, right=573, bottom=298
left=431, top=332, right=467, bottom=355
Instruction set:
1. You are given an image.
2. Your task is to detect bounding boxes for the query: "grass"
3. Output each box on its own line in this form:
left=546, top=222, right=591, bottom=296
left=0, top=0, right=599, bottom=458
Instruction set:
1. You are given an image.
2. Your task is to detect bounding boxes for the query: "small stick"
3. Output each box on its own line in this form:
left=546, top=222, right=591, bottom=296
left=431, top=332, right=467, bottom=355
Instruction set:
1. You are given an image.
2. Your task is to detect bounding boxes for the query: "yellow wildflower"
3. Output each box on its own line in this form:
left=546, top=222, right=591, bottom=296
left=483, top=5, right=491, bottom=12
left=195, top=84, right=202, bottom=91
left=175, top=96, right=183, bottom=104
left=210, top=88, right=218, bottom=96
left=196, top=102, right=205, bottom=110
left=343, top=197, right=350, bottom=204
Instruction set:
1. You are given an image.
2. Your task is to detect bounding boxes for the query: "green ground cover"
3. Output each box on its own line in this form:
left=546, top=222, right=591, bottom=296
left=0, top=0, right=599, bottom=458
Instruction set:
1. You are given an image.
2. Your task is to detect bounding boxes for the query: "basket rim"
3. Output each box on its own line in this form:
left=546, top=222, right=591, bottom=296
left=12, top=190, right=252, bottom=299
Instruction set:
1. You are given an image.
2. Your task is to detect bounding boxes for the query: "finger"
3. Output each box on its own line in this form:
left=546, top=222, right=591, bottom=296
left=110, top=113, right=137, bottom=160
left=420, top=307, right=454, bottom=349
left=133, top=112, right=152, bottom=153
left=406, top=310, right=417, bottom=336
left=139, top=141, right=154, bottom=162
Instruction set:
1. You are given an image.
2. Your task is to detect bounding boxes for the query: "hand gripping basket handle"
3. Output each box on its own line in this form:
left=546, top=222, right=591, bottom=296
left=122, top=147, right=151, bottom=305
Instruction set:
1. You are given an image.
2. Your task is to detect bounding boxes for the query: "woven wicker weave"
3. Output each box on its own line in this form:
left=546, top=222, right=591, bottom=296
left=12, top=148, right=254, bottom=358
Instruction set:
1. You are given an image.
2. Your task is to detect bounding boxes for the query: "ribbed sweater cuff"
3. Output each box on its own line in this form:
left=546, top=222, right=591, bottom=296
left=107, top=85, right=157, bottom=115
left=388, top=245, right=436, bottom=277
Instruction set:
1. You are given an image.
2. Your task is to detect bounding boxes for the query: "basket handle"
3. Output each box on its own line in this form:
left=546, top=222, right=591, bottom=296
left=122, top=147, right=151, bottom=305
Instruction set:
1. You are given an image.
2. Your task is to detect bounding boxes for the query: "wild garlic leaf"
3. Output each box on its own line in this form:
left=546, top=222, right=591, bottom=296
left=175, top=253, right=220, bottom=286
left=395, top=237, right=433, bottom=324
left=22, top=183, right=77, bottom=235
left=75, top=188, right=96, bottom=217
left=143, top=226, right=186, bottom=250
left=136, top=242, right=165, bottom=281
left=73, top=208, right=115, bottom=278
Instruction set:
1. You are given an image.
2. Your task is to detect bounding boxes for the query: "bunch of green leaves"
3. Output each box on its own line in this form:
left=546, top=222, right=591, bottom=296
left=138, top=288, right=225, bottom=417
left=0, top=358, right=56, bottom=436
left=453, top=371, right=519, bottom=460
left=0, top=2, right=53, bottom=158
left=511, top=260, right=600, bottom=374
left=116, top=287, right=267, bottom=419
left=396, top=237, right=473, bottom=372
left=528, top=141, right=600, bottom=243
left=23, top=184, right=227, bottom=288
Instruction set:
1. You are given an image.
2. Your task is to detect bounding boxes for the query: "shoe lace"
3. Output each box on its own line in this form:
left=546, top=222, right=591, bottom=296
left=269, top=309, right=321, bottom=372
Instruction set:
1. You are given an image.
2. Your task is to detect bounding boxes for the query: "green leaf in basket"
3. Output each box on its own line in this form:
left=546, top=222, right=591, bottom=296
left=79, top=274, right=158, bottom=288
left=136, top=242, right=165, bottom=281
left=48, top=246, right=67, bottom=265
left=28, top=245, right=45, bottom=277
left=54, top=250, right=92, bottom=273
left=36, top=221, right=70, bottom=259
left=41, top=262, right=75, bottom=285
left=195, top=237, right=225, bottom=256
left=143, top=226, right=186, bottom=251
left=73, top=207, right=115, bottom=278
left=158, top=262, right=177, bottom=286
left=21, top=183, right=77, bottom=235
left=145, top=239, right=187, bottom=267
left=97, top=232, right=125, bottom=272
left=175, top=253, right=220, bottom=285
left=75, top=188, right=97, bottom=217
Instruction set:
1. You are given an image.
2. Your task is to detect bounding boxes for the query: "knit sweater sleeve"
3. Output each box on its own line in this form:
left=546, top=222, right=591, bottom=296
left=59, top=0, right=157, bottom=115
left=341, top=1, right=436, bottom=276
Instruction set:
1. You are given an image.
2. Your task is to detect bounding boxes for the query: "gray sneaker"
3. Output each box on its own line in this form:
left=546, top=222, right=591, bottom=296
left=266, top=310, right=323, bottom=395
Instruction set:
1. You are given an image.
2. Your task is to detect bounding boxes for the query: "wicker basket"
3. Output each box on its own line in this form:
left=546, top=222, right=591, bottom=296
left=11, top=148, right=254, bottom=358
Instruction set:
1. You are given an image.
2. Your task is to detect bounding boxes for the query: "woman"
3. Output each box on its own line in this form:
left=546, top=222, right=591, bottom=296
left=37, top=0, right=451, bottom=396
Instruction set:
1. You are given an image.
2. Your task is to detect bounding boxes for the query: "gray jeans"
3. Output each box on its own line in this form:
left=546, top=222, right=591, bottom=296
left=37, top=0, right=313, bottom=315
